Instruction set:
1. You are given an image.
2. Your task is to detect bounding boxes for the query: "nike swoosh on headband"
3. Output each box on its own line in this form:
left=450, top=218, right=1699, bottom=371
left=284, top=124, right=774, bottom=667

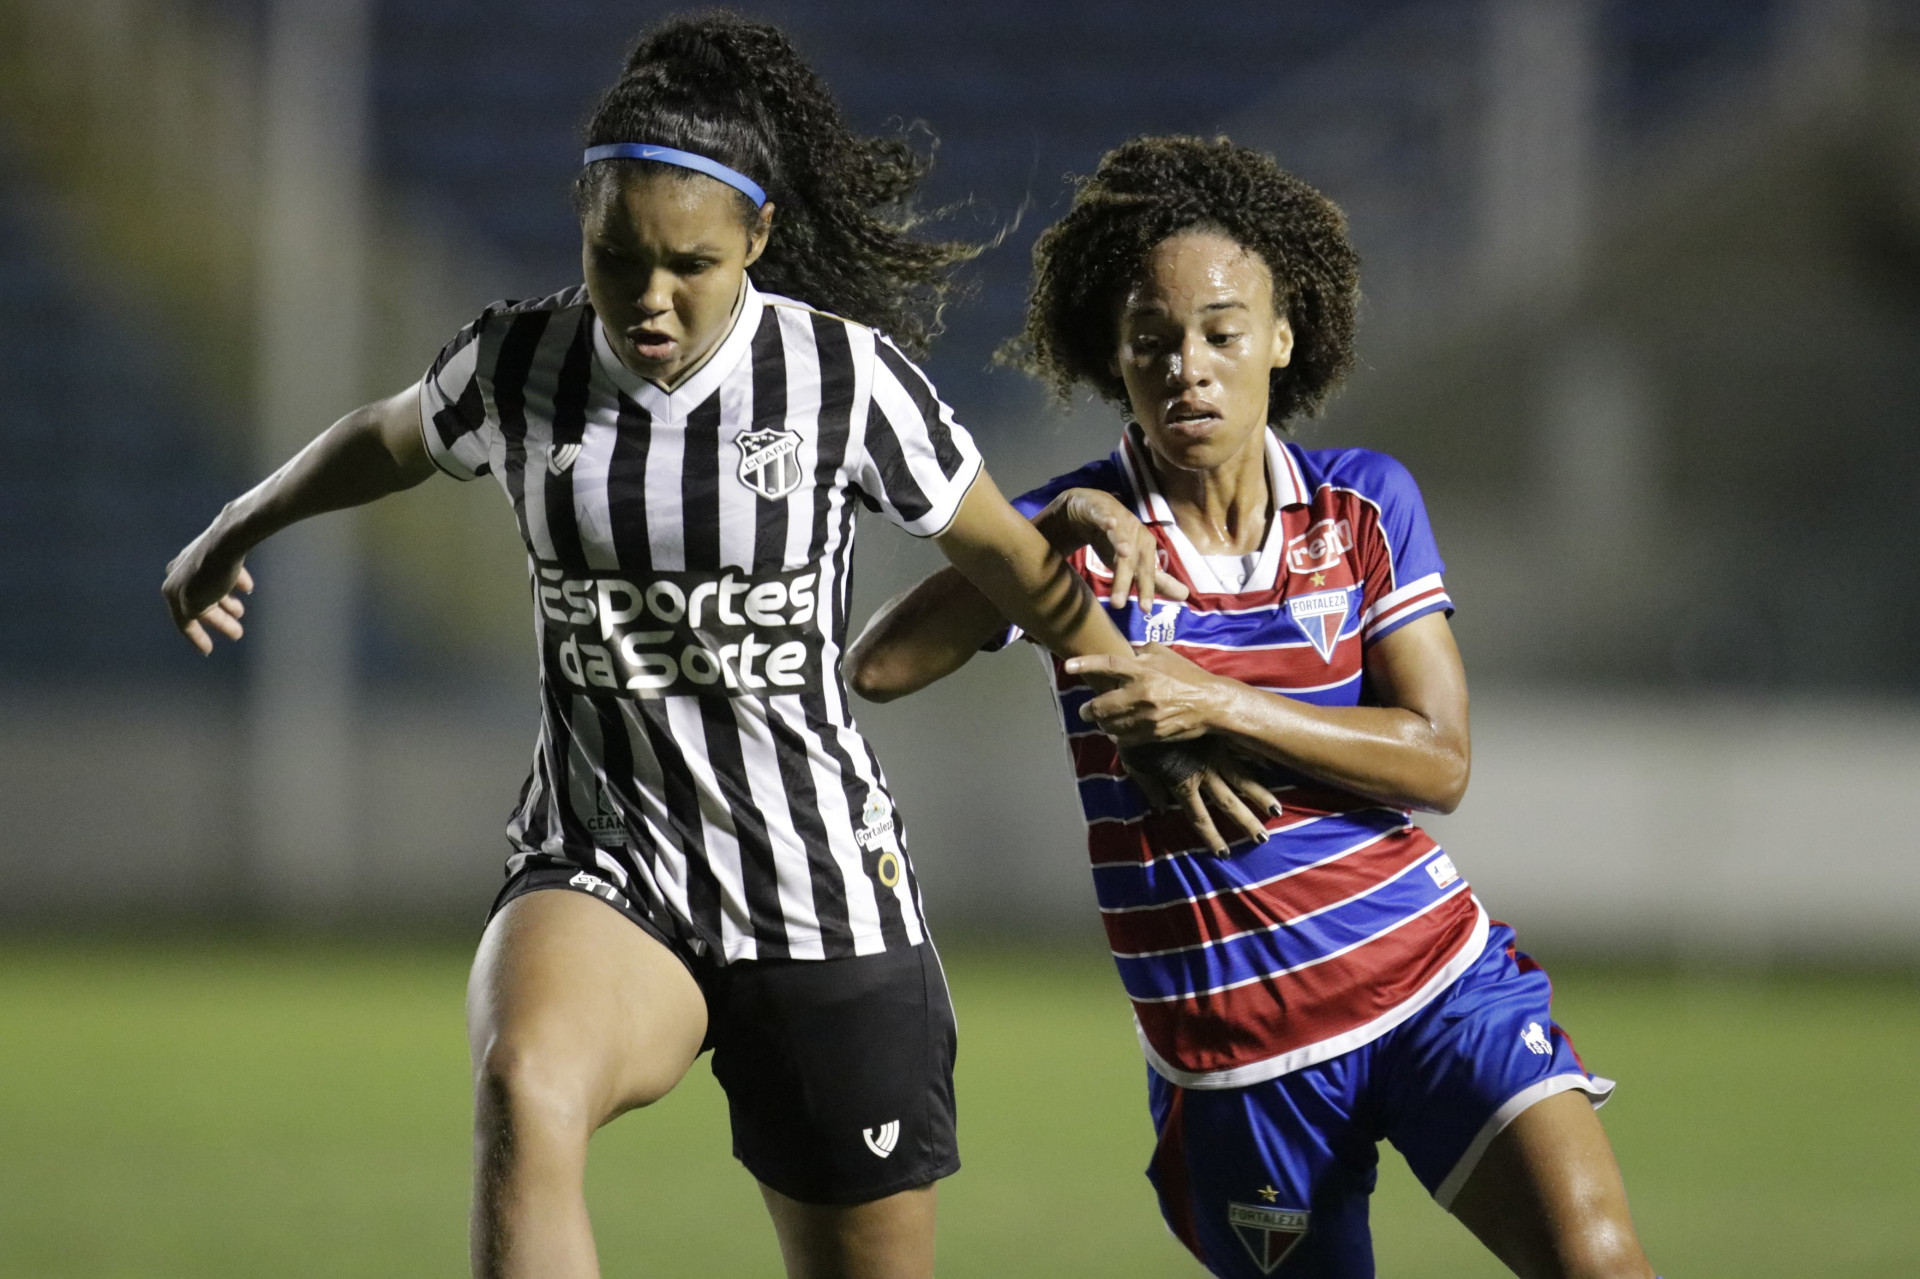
left=582, top=143, right=768, bottom=208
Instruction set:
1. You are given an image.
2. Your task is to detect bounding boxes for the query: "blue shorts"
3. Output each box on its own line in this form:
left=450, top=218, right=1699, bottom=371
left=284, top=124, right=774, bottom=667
left=1145, top=923, right=1612, bottom=1278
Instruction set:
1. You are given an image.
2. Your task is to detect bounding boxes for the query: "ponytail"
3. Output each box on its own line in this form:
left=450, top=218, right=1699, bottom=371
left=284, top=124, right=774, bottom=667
left=575, top=11, right=977, bottom=357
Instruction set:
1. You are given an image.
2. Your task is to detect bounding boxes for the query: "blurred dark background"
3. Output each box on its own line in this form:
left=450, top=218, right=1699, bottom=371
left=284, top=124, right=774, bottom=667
left=0, top=0, right=1915, bottom=959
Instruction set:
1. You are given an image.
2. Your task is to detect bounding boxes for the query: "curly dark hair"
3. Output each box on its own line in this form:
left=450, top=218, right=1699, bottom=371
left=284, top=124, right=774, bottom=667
left=1009, top=135, right=1360, bottom=426
left=573, top=10, right=977, bottom=357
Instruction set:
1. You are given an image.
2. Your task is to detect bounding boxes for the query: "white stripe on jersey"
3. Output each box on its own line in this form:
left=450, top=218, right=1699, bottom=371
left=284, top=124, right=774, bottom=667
left=731, top=699, right=826, bottom=960
left=573, top=381, right=623, bottom=572
left=664, top=693, right=756, bottom=961
left=614, top=701, right=694, bottom=926
left=420, top=279, right=978, bottom=963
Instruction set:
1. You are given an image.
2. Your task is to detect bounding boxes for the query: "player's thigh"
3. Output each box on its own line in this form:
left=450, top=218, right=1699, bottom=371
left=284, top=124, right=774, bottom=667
left=467, top=888, right=708, bottom=1125
left=1448, top=1090, right=1651, bottom=1279
left=758, top=1181, right=936, bottom=1279
left=1146, top=1066, right=1377, bottom=1278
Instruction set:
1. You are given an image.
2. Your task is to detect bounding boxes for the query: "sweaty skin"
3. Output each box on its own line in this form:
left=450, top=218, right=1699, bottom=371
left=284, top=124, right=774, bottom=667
left=849, top=231, right=1470, bottom=817
left=846, top=227, right=1654, bottom=1278
left=581, top=171, right=773, bottom=390
left=165, top=162, right=1270, bottom=1279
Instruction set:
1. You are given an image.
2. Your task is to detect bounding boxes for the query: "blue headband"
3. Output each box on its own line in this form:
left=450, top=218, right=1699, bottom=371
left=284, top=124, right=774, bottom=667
left=582, top=143, right=768, bottom=208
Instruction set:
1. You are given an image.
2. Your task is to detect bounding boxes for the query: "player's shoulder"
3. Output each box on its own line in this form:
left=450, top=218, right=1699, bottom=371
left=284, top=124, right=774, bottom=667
left=760, top=289, right=853, bottom=327
left=1290, top=442, right=1426, bottom=509
left=760, top=290, right=880, bottom=349
left=758, top=291, right=911, bottom=381
left=451, top=287, right=592, bottom=361
left=471, top=285, right=592, bottom=328
left=1008, top=454, right=1130, bottom=520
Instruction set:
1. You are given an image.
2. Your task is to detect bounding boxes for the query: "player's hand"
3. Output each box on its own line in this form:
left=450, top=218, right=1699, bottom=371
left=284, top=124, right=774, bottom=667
left=1065, top=642, right=1223, bottom=744
left=1119, top=739, right=1282, bottom=855
left=1039, top=488, right=1187, bottom=614
left=162, top=520, right=254, bottom=655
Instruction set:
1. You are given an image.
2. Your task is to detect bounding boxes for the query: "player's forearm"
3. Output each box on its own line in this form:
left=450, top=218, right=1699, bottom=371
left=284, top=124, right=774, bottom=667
left=845, top=567, right=1005, bottom=702
left=935, top=477, right=1132, bottom=664
left=213, top=390, right=435, bottom=555
left=1202, top=681, right=1470, bottom=813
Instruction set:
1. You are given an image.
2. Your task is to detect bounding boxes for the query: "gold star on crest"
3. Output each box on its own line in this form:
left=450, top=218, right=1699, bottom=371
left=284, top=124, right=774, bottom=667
left=1257, top=1184, right=1280, bottom=1203
left=1309, top=572, right=1326, bottom=587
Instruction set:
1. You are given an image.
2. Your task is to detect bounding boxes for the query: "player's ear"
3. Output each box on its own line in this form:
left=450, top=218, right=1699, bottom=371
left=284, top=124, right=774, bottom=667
left=1269, top=313, right=1294, bottom=371
left=744, top=201, right=774, bottom=268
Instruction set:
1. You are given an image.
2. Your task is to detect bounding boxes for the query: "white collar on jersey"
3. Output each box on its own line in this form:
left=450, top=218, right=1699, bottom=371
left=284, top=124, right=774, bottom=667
left=1111, top=425, right=1313, bottom=596
left=591, top=275, right=766, bottom=420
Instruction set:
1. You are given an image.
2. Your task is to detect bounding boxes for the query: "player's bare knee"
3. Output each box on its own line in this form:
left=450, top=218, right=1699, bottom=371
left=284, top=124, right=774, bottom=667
left=472, top=1032, right=603, bottom=1146
left=1559, top=1220, right=1653, bottom=1279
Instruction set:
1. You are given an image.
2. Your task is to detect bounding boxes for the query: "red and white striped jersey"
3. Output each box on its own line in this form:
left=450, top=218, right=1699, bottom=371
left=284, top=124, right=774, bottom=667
left=1007, top=426, right=1482, bottom=1088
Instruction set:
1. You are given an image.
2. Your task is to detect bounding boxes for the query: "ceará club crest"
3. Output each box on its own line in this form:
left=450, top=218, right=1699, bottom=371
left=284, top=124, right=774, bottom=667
left=736, top=427, right=804, bottom=500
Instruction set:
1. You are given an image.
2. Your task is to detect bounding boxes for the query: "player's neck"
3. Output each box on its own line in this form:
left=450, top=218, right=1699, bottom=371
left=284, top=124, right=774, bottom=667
left=1152, top=444, right=1271, bottom=556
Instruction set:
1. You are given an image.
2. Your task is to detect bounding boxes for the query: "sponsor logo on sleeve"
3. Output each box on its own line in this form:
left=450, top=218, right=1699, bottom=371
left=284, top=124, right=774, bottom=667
left=736, top=427, right=805, bottom=500
left=535, top=564, right=823, bottom=700
left=548, top=442, right=582, bottom=475
left=1286, top=587, right=1353, bottom=664
left=1227, top=1203, right=1309, bottom=1273
left=1522, top=1022, right=1554, bottom=1056
left=1425, top=853, right=1459, bottom=889
left=1284, top=518, right=1352, bottom=575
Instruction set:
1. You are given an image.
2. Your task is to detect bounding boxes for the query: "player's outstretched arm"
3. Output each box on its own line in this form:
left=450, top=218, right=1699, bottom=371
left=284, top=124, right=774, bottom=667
left=162, top=383, right=439, bottom=654
left=844, top=565, right=1003, bottom=704
left=849, top=483, right=1187, bottom=703
left=856, top=473, right=1274, bottom=852
left=927, top=470, right=1135, bottom=669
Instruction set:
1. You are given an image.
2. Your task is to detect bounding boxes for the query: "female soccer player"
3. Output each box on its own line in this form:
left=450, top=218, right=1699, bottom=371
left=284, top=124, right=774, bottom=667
left=160, top=17, right=1229, bottom=1279
left=847, top=137, right=1658, bottom=1279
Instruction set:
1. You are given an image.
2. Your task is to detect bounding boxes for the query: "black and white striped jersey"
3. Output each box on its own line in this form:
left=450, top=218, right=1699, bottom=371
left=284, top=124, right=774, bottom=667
left=419, top=278, right=982, bottom=963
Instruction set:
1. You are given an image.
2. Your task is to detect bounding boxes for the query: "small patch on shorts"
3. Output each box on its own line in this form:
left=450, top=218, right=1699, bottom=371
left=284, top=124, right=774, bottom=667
left=1227, top=1203, right=1309, bottom=1273
left=861, top=1120, right=900, bottom=1158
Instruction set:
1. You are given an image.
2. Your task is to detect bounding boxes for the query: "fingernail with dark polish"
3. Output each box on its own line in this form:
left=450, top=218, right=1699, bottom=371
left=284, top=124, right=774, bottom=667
left=1267, top=804, right=1283, bottom=817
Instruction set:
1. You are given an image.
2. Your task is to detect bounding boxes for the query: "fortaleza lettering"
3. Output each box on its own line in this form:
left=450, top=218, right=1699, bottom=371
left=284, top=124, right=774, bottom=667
left=534, top=565, right=824, bottom=698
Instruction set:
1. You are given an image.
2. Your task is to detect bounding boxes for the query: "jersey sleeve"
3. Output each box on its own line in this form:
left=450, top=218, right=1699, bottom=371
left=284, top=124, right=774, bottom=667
left=1351, top=450, right=1453, bottom=644
left=417, top=313, right=498, bottom=481
left=851, top=338, right=984, bottom=537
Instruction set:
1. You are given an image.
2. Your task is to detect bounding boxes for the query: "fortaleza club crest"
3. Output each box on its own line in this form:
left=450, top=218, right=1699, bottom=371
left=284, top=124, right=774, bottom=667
left=736, top=426, right=804, bottom=500
left=1286, top=587, right=1352, bottom=664
left=1227, top=1203, right=1310, bottom=1273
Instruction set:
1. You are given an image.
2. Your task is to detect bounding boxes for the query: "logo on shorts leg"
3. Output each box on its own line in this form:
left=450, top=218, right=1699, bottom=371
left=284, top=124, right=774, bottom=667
left=862, top=1120, right=900, bottom=1158
left=1227, top=1203, right=1309, bottom=1273
left=1522, top=1022, right=1553, bottom=1056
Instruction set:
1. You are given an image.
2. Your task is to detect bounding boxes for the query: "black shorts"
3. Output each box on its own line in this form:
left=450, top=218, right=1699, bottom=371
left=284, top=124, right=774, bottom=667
left=489, top=864, right=960, bottom=1205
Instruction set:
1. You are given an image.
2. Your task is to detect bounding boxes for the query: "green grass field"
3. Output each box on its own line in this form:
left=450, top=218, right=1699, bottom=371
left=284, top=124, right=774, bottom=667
left=1, top=941, right=1915, bottom=1278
